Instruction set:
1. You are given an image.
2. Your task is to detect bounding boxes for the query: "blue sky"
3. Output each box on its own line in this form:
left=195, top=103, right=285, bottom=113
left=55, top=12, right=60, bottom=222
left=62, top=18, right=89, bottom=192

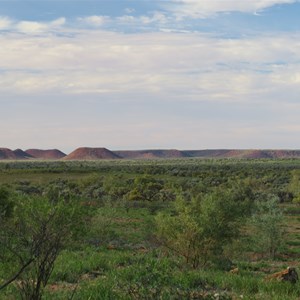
left=1, top=0, right=300, bottom=152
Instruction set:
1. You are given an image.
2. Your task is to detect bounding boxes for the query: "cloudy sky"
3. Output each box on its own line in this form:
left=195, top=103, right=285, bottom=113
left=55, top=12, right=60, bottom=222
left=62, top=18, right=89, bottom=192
left=1, top=0, right=300, bottom=152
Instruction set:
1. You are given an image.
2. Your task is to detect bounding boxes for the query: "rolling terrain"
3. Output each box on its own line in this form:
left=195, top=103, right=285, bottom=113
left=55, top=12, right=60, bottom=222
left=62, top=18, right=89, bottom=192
left=1, top=147, right=300, bottom=160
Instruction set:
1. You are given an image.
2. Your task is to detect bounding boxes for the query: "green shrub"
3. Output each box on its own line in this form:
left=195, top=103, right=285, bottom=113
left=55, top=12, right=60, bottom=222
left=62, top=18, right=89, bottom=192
left=156, top=190, right=246, bottom=268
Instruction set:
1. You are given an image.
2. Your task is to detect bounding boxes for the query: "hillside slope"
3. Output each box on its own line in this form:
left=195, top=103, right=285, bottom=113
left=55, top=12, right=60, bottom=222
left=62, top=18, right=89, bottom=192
left=183, top=149, right=300, bottom=159
left=26, top=149, right=66, bottom=160
left=64, top=147, right=121, bottom=160
left=115, top=149, right=189, bottom=159
left=0, top=148, right=32, bottom=159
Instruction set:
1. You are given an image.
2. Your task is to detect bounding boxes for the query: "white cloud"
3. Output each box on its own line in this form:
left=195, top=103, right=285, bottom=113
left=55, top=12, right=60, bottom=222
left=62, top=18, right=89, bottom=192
left=168, top=0, right=298, bottom=17
left=149, top=12, right=169, bottom=24
left=50, top=17, right=66, bottom=27
left=78, top=15, right=110, bottom=26
left=117, top=15, right=135, bottom=23
left=117, top=12, right=168, bottom=25
left=0, top=5, right=299, bottom=150
left=0, top=16, right=13, bottom=29
left=15, top=17, right=66, bottom=33
left=16, top=21, right=48, bottom=33
left=0, top=29, right=299, bottom=108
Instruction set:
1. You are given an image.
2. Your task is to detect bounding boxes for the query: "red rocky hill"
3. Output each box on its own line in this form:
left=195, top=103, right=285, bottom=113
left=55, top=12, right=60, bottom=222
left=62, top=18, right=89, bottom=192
left=0, top=148, right=32, bottom=159
left=0, top=148, right=19, bottom=159
left=64, top=147, right=121, bottom=160
left=25, top=149, right=66, bottom=160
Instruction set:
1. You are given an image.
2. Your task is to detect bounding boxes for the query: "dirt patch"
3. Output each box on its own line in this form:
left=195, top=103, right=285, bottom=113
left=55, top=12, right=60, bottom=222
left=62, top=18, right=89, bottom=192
left=47, top=282, right=77, bottom=292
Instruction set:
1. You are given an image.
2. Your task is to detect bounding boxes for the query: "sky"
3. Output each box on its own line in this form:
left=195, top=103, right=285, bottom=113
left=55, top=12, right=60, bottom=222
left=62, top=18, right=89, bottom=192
left=1, top=0, right=300, bottom=153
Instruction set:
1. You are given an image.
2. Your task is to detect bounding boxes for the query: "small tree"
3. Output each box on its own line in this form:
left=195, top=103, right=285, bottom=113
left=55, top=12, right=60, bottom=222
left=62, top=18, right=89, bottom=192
left=156, top=190, right=245, bottom=268
left=249, top=195, right=285, bottom=259
left=0, top=196, right=82, bottom=299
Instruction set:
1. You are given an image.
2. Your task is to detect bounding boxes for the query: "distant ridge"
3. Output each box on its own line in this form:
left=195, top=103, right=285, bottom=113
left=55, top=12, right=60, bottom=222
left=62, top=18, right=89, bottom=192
left=182, top=149, right=300, bottom=159
left=64, top=147, right=121, bottom=160
left=182, top=149, right=231, bottom=158
left=14, top=149, right=33, bottom=159
left=26, top=149, right=66, bottom=160
left=1, top=147, right=300, bottom=160
left=116, top=149, right=300, bottom=159
left=115, top=149, right=189, bottom=159
left=0, top=148, right=32, bottom=160
left=0, top=148, right=16, bottom=159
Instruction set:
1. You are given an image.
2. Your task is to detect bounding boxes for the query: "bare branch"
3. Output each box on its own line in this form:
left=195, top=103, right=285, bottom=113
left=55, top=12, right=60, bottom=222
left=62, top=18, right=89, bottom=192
left=0, top=258, right=34, bottom=291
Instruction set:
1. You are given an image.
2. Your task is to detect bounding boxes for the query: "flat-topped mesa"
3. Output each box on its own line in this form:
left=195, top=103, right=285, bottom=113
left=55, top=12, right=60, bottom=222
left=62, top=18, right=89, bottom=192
left=25, top=149, right=66, bottom=160
left=115, top=149, right=189, bottom=159
left=64, top=147, right=121, bottom=160
left=182, top=149, right=300, bottom=159
left=2, top=148, right=300, bottom=160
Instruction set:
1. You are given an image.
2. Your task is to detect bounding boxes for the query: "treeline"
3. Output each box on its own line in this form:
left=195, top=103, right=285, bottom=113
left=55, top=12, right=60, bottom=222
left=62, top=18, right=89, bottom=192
left=1, top=159, right=298, bottom=204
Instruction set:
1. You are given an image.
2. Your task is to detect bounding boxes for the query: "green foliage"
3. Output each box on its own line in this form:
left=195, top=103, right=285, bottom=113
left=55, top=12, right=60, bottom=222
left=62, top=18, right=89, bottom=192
left=43, top=179, right=79, bottom=202
left=0, top=196, right=86, bottom=299
left=88, top=209, right=120, bottom=246
left=289, top=170, right=300, bottom=204
left=15, top=181, right=42, bottom=196
left=102, top=175, right=132, bottom=199
left=249, top=194, right=285, bottom=259
left=1, top=159, right=300, bottom=299
left=156, top=190, right=246, bottom=268
left=51, top=248, right=110, bottom=283
left=126, top=175, right=164, bottom=201
left=0, top=187, right=13, bottom=219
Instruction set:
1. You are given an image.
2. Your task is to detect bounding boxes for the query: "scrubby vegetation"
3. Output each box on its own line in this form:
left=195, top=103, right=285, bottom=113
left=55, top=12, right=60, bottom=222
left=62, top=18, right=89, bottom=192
left=1, top=158, right=300, bottom=299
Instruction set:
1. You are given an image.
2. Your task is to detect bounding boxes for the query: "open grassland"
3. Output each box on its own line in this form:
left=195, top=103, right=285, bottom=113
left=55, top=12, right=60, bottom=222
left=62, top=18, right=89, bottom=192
left=2, top=159, right=300, bottom=299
